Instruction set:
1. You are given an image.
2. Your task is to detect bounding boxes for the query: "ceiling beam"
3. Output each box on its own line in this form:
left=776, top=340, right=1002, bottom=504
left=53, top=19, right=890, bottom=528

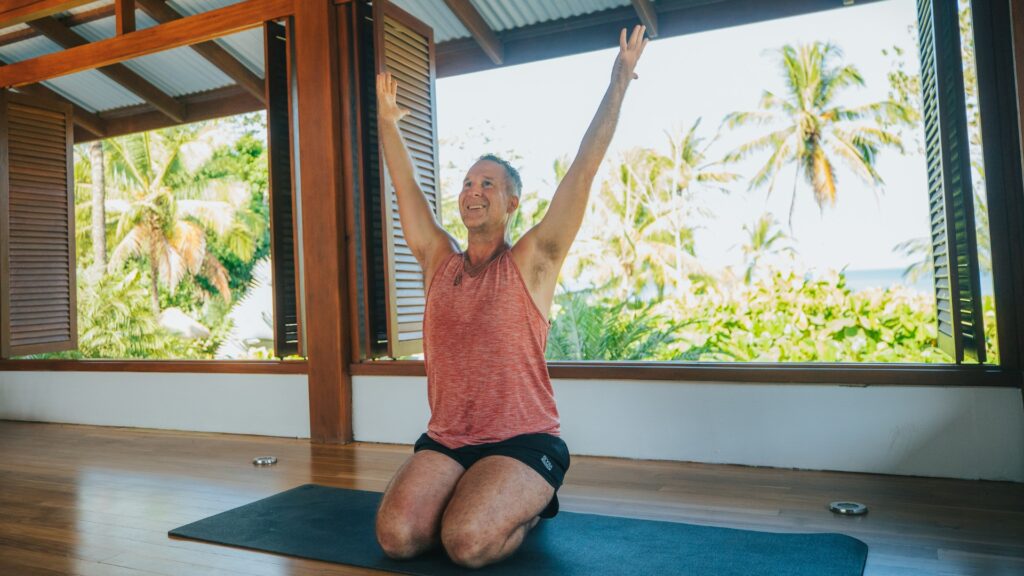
left=630, top=0, right=659, bottom=38
left=0, top=57, right=106, bottom=137
left=442, top=0, right=503, bottom=65
left=78, top=85, right=263, bottom=144
left=115, top=0, right=136, bottom=35
left=0, top=5, right=116, bottom=48
left=0, top=0, right=293, bottom=89
left=27, top=15, right=187, bottom=122
left=136, top=0, right=266, bottom=104
left=0, top=0, right=92, bottom=29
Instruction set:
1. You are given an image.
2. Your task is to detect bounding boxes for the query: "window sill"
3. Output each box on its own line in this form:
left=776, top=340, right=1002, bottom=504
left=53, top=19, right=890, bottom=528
left=350, top=360, right=1023, bottom=387
left=0, top=359, right=308, bottom=375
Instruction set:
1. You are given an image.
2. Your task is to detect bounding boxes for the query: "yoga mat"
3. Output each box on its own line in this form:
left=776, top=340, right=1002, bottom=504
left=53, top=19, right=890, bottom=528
left=169, top=484, right=868, bottom=576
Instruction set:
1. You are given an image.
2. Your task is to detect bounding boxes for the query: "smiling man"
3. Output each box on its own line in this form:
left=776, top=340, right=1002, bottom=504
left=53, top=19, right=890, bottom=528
left=374, top=25, right=648, bottom=569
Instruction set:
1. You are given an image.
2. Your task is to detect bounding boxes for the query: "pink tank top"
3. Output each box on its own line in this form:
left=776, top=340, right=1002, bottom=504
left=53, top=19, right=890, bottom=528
left=422, top=246, right=560, bottom=449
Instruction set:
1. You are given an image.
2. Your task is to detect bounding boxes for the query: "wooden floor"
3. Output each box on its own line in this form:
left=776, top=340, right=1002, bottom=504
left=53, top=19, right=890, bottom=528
left=1, top=421, right=1022, bottom=576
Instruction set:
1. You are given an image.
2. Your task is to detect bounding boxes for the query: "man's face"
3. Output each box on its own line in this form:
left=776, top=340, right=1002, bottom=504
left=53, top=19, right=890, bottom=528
left=459, top=160, right=519, bottom=233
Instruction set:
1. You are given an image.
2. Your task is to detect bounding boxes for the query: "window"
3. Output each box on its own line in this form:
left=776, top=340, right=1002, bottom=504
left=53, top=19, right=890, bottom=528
left=354, top=0, right=1015, bottom=374
left=431, top=4, right=950, bottom=363
left=0, top=5, right=301, bottom=362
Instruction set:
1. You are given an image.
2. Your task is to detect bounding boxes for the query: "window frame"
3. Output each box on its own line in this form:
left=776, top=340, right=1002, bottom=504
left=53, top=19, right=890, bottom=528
left=0, top=359, right=307, bottom=374
left=0, top=7, right=302, bottom=370
left=351, top=0, right=1024, bottom=388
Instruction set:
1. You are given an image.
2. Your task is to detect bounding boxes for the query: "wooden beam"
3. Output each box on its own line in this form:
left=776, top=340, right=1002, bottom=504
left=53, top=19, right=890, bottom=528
left=0, top=0, right=294, bottom=89
left=27, top=16, right=186, bottom=122
left=136, top=0, right=266, bottom=104
left=0, top=57, right=106, bottom=136
left=630, top=0, right=659, bottom=38
left=442, top=0, right=503, bottom=65
left=116, top=0, right=136, bottom=35
left=0, top=0, right=92, bottom=28
left=75, top=85, right=263, bottom=143
left=0, top=5, right=115, bottom=48
left=295, top=0, right=351, bottom=443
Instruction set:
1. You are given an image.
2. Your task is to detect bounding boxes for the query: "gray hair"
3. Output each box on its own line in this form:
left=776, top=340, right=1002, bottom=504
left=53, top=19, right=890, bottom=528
left=477, top=154, right=522, bottom=199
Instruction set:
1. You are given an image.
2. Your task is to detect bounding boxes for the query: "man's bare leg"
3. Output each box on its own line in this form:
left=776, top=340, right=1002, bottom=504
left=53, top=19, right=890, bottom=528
left=375, top=450, right=465, bottom=559
left=440, top=455, right=555, bottom=569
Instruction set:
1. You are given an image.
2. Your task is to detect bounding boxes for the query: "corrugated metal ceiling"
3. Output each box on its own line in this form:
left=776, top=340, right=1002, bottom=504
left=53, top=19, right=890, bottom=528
left=390, top=0, right=636, bottom=43
left=0, top=0, right=639, bottom=115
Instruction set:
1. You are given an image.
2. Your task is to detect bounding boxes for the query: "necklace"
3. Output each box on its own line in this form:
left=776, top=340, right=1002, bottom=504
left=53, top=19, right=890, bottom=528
left=454, top=244, right=507, bottom=286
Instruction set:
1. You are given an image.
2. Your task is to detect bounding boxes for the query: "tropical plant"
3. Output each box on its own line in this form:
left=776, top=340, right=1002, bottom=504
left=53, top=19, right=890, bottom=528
left=545, top=287, right=691, bottom=360
left=105, top=126, right=238, bottom=314
left=32, top=269, right=183, bottom=360
left=724, top=42, right=911, bottom=231
left=571, top=124, right=735, bottom=300
left=664, top=266, right=950, bottom=363
left=735, top=212, right=797, bottom=284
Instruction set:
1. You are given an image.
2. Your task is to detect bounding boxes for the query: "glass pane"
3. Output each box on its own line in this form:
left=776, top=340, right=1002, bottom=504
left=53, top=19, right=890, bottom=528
left=432, top=0, right=953, bottom=364
left=18, top=112, right=288, bottom=360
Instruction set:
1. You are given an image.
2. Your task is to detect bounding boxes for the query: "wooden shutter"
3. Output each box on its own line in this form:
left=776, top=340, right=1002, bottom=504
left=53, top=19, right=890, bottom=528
left=365, top=0, right=439, bottom=359
left=265, top=19, right=303, bottom=358
left=0, top=90, right=76, bottom=357
left=916, top=0, right=986, bottom=363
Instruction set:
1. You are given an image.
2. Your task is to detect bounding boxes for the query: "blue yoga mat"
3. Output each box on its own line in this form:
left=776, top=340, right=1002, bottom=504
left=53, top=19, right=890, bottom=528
left=169, top=484, right=868, bottom=575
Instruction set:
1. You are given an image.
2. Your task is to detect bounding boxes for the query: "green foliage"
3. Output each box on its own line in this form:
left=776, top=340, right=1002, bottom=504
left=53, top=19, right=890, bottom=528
left=36, top=270, right=183, bottom=359
left=661, top=267, right=950, bottom=363
left=66, top=115, right=275, bottom=360
left=546, top=288, right=691, bottom=361
left=982, top=294, right=999, bottom=364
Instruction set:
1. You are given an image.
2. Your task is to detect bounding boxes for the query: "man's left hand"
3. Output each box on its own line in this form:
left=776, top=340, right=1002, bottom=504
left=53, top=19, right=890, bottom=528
left=612, top=24, right=649, bottom=86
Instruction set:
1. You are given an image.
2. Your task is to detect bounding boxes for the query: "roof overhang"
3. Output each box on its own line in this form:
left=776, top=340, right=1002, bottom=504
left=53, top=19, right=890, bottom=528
left=0, top=0, right=883, bottom=142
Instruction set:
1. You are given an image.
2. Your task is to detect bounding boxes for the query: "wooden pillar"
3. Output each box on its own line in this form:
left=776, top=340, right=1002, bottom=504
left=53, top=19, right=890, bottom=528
left=293, top=0, right=352, bottom=443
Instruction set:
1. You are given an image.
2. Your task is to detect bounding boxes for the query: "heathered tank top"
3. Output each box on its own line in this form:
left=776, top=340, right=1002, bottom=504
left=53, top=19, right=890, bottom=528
left=422, top=246, right=560, bottom=449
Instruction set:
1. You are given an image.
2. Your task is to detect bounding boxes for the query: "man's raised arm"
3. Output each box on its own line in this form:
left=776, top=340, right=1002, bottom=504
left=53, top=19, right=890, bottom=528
left=521, top=25, right=648, bottom=262
left=376, top=72, right=453, bottom=268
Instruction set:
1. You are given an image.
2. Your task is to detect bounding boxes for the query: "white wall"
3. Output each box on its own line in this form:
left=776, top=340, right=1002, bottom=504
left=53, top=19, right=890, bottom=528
left=352, top=375, right=1024, bottom=483
left=2, top=371, right=1022, bottom=482
left=0, top=371, right=310, bottom=438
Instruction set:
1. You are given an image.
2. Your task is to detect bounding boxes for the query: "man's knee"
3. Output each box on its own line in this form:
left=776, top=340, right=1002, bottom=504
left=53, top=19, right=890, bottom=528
left=375, top=508, right=434, bottom=560
left=441, top=520, right=499, bottom=569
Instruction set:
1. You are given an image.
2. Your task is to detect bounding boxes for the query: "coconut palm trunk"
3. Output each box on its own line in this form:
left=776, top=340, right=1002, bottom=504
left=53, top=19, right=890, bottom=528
left=149, top=244, right=161, bottom=315
left=90, top=141, right=107, bottom=270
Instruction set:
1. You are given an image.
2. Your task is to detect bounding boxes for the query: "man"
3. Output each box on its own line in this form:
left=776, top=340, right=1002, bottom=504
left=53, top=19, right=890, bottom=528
left=374, top=25, right=648, bottom=569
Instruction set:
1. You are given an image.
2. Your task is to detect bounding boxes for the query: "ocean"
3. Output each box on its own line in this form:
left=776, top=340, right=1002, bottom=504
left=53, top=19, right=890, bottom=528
left=840, top=267, right=995, bottom=296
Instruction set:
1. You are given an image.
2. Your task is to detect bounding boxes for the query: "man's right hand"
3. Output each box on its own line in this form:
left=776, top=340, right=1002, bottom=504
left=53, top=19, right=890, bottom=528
left=377, top=72, right=409, bottom=123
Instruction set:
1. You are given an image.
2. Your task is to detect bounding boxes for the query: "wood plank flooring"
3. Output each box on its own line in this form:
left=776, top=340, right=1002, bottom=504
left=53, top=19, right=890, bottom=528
left=0, top=420, right=1021, bottom=575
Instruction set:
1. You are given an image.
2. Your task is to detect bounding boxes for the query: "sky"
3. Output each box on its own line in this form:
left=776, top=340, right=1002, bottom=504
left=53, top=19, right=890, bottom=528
left=435, top=0, right=933, bottom=277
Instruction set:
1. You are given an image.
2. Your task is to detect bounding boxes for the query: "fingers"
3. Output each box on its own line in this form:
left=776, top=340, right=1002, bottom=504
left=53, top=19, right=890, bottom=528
left=376, top=71, right=399, bottom=97
left=629, top=24, right=644, bottom=49
left=619, top=25, right=647, bottom=53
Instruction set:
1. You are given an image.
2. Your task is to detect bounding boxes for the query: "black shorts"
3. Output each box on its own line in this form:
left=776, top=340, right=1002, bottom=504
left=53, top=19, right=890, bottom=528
left=413, top=432, right=570, bottom=518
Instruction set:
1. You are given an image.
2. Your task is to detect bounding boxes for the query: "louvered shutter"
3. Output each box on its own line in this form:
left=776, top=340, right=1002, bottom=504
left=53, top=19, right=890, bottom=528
left=0, top=90, right=76, bottom=357
left=264, top=20, right=303, bottom=358
left=369, top=0, right=439, bottom=359
left=916, top=0, right=986, bottom=363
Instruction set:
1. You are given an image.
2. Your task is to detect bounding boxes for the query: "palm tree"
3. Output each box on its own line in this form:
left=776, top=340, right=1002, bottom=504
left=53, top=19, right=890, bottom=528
left=106, top=127, right=236, bottom=314
left=573, top=124, right=736, bottom=300
left=735, top=213, right=797, bottom=284
left=724, top=42, right=911, bottom=232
